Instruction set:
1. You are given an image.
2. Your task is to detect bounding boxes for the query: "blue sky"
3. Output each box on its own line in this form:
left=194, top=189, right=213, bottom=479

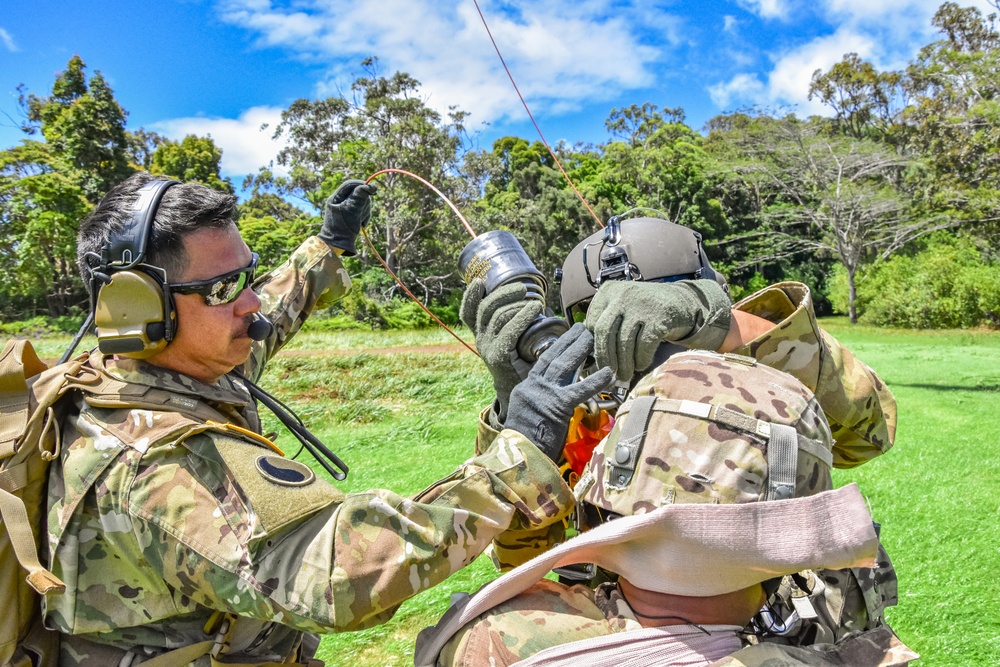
left=1, top=0, right=989, bottom=191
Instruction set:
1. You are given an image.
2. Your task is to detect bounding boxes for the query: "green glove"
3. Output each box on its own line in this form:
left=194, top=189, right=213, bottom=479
left=318, top=179, right=378, bottom=256
left=460, top=281, right=543, bottom=424
left=505, top=323, right=616, bottom=462
left=585, top=279, right=732, bottom=382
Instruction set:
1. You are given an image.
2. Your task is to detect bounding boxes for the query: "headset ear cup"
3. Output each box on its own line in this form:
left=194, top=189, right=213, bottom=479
left=94, top=269, right=172, bottom=358
left=164, top=288, right=177, bottom=344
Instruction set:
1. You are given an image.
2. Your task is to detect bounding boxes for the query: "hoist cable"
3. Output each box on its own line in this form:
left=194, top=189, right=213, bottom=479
left=471, top=0, right=604, bottom=229
left=363, top=168, right=480, bottom=357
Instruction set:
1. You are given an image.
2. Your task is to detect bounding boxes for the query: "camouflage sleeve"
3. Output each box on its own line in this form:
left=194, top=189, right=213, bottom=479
left=732, top=282, right=896, bottom=468
left=129, top=428, right=572, bottom=634
left=475, top=406, right=502, bottom=456
left=243, top=236, right=352, bottom=381
left=472, top=409, right=568, bottom=569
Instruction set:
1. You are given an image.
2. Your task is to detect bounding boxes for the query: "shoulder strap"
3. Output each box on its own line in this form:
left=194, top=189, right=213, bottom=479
left=0, top=340, right=47, bottom=457
left=0, top=340, right=77, bottom=594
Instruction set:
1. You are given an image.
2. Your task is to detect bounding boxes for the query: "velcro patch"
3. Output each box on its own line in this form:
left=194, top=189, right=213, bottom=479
left=255, top=455, right=316, bottom=487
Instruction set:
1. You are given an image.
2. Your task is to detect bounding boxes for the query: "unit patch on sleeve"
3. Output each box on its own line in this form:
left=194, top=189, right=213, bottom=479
left=255, top=455, right=316, bottom=487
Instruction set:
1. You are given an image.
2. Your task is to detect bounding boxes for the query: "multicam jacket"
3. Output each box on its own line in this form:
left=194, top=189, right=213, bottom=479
left=44, top=237, right=573, bottom=666
left=430, top=580, right=917, bottom=667
left=731, top=282, right=896, bottom=469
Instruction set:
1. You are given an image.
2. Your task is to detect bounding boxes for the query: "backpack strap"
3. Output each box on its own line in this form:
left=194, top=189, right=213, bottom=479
left=0, top=340, right=73, bottom=594
left=0, top=340, right=47, bottom=457
left=765, top=424, right=798, bottom=501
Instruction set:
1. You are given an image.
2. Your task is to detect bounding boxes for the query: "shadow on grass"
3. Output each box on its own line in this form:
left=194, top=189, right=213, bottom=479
left=893, top=382, right=1000, bottom=392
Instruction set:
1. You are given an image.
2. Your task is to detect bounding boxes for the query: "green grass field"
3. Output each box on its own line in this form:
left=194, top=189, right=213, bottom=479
left=24, top=320, right=1000, bottom=665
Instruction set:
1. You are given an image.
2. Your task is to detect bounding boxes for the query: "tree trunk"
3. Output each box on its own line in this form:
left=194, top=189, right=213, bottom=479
left=848, top=266, right=858, bottom=324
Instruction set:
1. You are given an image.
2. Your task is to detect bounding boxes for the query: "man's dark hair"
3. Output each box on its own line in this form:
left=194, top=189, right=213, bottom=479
left=77, top=172, right=238, bottom=293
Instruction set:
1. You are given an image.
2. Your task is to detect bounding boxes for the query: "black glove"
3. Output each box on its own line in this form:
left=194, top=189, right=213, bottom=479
left=505, top=323, right=615, bottom=462
left=586, top=279, right=732, bottom=382
left=460, top=281, right=543, bottom=424
left=318, top=179, right=378, bottom=256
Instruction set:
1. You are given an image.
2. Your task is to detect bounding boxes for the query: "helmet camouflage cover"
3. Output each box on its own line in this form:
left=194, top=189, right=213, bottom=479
left=577, top=349, right=835, bottom=516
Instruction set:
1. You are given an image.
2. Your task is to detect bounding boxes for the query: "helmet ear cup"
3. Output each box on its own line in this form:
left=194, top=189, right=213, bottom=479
left=94, top=269, right=176, bottom=358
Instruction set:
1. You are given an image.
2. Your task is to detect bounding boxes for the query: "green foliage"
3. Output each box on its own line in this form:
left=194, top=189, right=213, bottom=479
left=238, top=217, right=314, bottom=274
left=0, top=141, right=91, bottom=317
left=0, top=55, right=231, bottom=321
left=308, top=266, right=459, bottom=331
left=904, top=2, right=1000, bottom=243
left=829, top=233, right=1000, bottom=328
left=728, top=272, right=769, bottom=302
left=247, top=57, right=472, bottom=305
left=21, top=55, right=133, bottom=203
left=150, top=135, right=233, bottom=192
left=0, top=314, right=85, bottom=336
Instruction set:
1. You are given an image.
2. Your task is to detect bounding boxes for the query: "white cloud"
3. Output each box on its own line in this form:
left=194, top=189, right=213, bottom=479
left=821, top=0, right=982, bottom=22
left=708, top=73, right=766, bottom=108
left=766, top=28, right=875, bottom=113
left=723, top=15, right=739, bottom=34
left=711, top=27, right=875, bottom=114
left=736, top=0, right=793, bottom=20
left=216, top=0, right=666, bottom=127
left=151, top=106, right=288, bottom=180
left=0, top=28, right=17, bottom=52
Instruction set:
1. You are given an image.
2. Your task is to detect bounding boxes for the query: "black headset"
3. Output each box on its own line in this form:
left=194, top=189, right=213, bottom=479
left=89, top=179, right=181, bottom=358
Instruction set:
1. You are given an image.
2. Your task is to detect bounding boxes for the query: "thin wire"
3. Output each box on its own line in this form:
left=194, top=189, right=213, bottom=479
left=363, top=169, right=481, bottom=358
left=472, top=0, right=604, bottom=229
left=367, top=168, right=478, bottom=238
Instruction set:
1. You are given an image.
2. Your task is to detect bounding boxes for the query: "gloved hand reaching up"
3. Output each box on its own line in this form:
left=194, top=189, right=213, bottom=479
left=505, top=323, right=615, bottom=462
left=460, top=281, right=543, bottom=425
left=318, top=179, right=378, bottom=256
left=585, top=279, right=732, bottom=382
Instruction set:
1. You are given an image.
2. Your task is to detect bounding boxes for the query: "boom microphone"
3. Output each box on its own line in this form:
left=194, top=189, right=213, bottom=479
left=247, top=315, right=274, bottom=341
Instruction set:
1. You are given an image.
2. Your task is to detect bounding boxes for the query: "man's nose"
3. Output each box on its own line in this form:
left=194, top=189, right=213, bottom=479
left=234, top=286, right=262, bottom=315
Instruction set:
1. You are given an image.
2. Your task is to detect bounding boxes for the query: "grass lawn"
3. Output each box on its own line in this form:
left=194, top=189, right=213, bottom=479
left=820, top=319, right=1000, bottom=667
left=22, top=320, right=999, bottom=666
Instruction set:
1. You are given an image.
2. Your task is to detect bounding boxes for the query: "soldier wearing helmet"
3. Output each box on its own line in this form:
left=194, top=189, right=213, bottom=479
left=415, top=350, right=916, bottom=667
left=459, top=216, right=900, bottom=645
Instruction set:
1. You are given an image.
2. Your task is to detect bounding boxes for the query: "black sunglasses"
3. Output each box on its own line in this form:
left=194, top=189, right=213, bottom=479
left=170, top=253, right=258, bottom=306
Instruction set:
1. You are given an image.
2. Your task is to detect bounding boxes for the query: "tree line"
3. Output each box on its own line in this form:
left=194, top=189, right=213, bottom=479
left=2, top=2, right=998, bottom=330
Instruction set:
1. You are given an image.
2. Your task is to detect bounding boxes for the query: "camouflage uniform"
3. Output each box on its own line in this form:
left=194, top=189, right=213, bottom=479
left=44, top=237, right=573, bottom=666
left=434, top=580, right=917, bottom=667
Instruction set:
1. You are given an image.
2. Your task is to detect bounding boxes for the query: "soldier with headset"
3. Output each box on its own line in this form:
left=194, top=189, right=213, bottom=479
left=460, top=216, right=899, bottom=643
left=43, top=172, right=611, bottom=666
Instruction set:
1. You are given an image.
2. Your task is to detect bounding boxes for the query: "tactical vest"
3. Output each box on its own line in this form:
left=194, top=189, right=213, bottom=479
left=4, top=345, right=329, bottom=667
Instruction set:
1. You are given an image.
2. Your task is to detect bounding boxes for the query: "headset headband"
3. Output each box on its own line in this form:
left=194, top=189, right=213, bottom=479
left=105, top=179, right=180, bottom=269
